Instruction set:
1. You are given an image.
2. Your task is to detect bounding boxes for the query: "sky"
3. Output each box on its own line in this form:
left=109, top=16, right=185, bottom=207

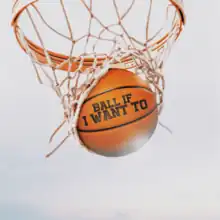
left=0, top=1, right=220, bottom=220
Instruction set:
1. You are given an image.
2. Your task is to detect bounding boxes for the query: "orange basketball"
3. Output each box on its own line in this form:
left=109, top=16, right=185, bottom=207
left=77, top=68, right=158, bottom=157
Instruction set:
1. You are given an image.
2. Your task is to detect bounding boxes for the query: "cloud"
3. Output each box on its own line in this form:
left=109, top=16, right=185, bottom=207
left=1, top=203, right=220, bottom=220
left=0, top=202, right=58, bottom=220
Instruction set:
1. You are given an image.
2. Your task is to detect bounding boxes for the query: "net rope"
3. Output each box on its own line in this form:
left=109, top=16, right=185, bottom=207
left=12, top=0, right=185, bottom=156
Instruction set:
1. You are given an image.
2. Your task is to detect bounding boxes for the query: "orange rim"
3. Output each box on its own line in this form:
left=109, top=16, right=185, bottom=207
left=12, top=0, right=186, bottom=72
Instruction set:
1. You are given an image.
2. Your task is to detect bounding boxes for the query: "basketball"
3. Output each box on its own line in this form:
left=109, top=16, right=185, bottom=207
left=12, top=0, right=185, bottom=158
left=77, top=68, right=158, bottom=157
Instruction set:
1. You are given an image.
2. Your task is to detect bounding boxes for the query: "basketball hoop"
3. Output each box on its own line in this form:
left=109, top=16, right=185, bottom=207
left=11, top=0, right=186, bottom=157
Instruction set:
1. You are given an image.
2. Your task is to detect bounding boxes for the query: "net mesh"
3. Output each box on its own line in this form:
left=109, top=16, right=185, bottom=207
left=12, top=0, right=185, bottom=156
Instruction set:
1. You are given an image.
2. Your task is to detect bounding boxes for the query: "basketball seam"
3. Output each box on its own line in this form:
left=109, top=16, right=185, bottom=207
left=83, top=86, right=153, bottom=104
left=77, top=104, right=158, bottom=133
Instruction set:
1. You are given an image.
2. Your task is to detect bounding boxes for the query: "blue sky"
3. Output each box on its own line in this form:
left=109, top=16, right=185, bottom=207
left=0, top=0, right=219, bottom=220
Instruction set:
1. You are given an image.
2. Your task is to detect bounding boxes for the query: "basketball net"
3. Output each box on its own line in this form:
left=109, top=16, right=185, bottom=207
left=11, top=0, right=186, bottom=156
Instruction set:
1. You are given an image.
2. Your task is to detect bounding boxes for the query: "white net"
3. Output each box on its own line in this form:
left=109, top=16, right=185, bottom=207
left=12, top=0, right=185, bottom=156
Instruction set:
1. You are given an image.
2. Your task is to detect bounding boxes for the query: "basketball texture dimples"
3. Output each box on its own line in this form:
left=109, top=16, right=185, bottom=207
left=77, top=68, right=158, bottom=157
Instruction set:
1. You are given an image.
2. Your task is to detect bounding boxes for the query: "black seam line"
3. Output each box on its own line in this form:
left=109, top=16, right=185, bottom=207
left=83, top=86, right=153, bottom=104
left=77, top=104, right=158, bottom=133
